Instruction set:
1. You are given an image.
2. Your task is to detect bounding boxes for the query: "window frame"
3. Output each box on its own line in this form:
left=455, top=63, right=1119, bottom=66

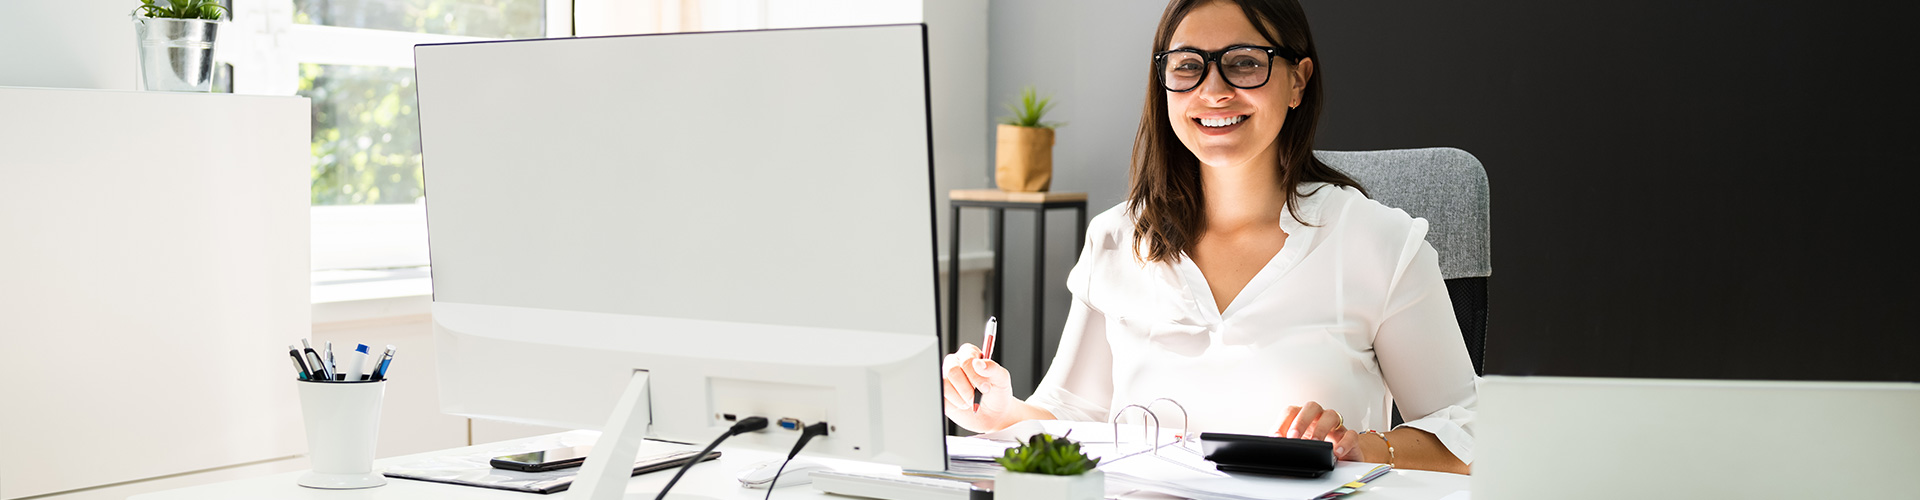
left=219, top=0, right=569, bottom=294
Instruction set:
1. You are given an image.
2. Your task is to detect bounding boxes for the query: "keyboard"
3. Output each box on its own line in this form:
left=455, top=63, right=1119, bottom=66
left=809, top=470, right=983, bottom=500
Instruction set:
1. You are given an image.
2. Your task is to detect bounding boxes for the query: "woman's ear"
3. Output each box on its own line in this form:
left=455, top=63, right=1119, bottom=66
left=1290, top=57, right=1314, bottom=108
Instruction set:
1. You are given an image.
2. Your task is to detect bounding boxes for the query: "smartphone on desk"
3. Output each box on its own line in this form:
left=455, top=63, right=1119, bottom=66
left=492, top=445, right=593, bottom=472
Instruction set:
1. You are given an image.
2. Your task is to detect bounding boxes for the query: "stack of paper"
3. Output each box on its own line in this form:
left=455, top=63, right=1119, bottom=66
left=1101, top=449, right=1389, bottom=500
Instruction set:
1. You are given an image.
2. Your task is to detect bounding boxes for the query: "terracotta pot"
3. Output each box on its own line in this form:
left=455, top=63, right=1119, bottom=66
left=995, top=124, right=1055, bottom=192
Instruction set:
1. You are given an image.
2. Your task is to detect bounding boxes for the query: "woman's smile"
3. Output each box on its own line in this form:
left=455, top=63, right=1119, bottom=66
left=1194, top=113, right=1251, bottom=135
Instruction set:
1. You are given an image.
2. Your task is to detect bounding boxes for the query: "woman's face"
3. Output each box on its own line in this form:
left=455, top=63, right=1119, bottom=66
left=1165, top=1, right=1310, bottom=170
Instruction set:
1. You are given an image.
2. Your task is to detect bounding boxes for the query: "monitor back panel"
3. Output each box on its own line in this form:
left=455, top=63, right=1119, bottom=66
left=414, top=24, right=937, bottom=338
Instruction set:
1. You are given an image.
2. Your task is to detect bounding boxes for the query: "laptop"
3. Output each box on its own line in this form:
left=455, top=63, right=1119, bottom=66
left=1473, top=375, right=1919, bottom=499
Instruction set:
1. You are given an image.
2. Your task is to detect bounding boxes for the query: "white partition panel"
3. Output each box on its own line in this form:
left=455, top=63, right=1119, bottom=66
left=0, top=87, right=309, bottom=499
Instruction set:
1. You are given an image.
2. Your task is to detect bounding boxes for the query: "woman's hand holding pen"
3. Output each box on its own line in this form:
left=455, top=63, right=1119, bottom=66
left=1278, top=401, right=1362, bottom=461
left=942, top=343, right=1018, bottom=432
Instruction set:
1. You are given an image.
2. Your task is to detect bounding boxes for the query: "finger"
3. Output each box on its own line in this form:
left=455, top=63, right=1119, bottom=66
left=942, top=374, right=969, bottom=409
left=971, top=358, right=1011, bottom=391
left=944, top=365, right=975, bottom=408
left=959, top=357, right=989, bottom=389
left=1288, top=402, right=1324, bottom=439
left=1309, top=409, right=1341, bottom=441
left=1329, top=428, right=1359, bottom=460
left=1276, top=406, right=1302, bottom=436
left=943, top=344, right=983, bottom=370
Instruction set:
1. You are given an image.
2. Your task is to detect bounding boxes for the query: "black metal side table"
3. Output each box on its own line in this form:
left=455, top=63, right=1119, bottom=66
left=946, top=189, right=1089, bottom=387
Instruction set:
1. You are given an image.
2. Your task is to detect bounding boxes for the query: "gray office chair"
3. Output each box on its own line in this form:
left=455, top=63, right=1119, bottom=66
left=1316, top=148, right=1491, bottom=375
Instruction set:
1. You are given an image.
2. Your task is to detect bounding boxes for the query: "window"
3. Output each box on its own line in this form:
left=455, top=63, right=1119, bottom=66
left=221, top=0, right=563, bottom=297
left=222, top=0, right=896, bottom=301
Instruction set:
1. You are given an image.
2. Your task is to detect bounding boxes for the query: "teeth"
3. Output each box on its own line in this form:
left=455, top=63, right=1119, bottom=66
left=1198, top=115, right=1247, bottom=128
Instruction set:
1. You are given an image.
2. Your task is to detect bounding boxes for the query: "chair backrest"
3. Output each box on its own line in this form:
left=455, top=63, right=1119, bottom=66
left=1316, top=148, right=1491, bottom=375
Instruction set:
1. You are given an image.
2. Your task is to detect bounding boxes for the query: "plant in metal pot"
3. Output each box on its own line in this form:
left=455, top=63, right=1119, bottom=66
left=131, top=0, right=229, bottom=92
left=994, top=86, right=1063, bottom=193
left=137, top=0, right=230, bottom=20
left=993, top=433, right=1104, bottom=500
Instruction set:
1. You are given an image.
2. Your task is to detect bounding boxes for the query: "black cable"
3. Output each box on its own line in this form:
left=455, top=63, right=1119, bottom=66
left=654, top=417, right=767, bottom=500
left=568, top=0, right=576, bottom=36
left=762, top=421, right=831, bottom=500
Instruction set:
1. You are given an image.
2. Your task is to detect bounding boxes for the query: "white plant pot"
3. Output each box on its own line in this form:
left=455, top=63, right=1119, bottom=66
left=994, top=469, right=1104, bottom=500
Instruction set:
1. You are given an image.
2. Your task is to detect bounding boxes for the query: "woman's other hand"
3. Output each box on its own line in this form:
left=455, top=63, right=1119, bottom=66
left=1278, top=401, right=1362, bottom=461
left=942, top=343, right=1016, bottom=432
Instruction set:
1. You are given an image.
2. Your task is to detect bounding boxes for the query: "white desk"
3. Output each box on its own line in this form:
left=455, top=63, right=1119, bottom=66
left=132, top=431, right=1470, bottom=500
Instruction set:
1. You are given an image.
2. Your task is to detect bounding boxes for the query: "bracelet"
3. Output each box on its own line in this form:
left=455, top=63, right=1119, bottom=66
left=1361, top=430, right=1396, bottom=467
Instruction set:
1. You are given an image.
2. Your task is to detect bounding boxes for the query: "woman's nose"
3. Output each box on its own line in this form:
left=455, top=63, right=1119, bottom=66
left=1194, top=62, right=1235, bottom=102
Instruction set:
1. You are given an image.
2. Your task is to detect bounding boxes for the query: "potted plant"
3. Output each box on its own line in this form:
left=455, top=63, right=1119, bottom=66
left=995, top=86, right=1063, bottom=193
left=993, top=433, right=1104, bottom=500
left=131, top=0, right=229, bottom=92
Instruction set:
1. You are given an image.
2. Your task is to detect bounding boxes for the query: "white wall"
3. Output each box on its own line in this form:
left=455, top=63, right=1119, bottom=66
left=983, top=0, right=1167, bottom=395
left=0, top=2, right=139, bottom=90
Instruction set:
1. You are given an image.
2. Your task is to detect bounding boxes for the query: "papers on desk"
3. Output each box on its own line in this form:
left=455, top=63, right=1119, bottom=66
left=1104, top=453, right=1388, bottom=500
left=943, top=420, right=1189, bottom=478
left=380, top=432, right=598, bottom=493
left=973, top=419, right=1186, bottom=447
left=379, top=431, right=708, bottom=495
left=947, top=421, right=1391, bottom=500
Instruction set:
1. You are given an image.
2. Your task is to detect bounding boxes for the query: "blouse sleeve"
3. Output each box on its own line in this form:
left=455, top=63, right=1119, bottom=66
left=1373, top=236, right=1482, bottom=465
left=1024, top=299, right=1113, bottom=422
left=1024, top=217, right=1117, bottom=423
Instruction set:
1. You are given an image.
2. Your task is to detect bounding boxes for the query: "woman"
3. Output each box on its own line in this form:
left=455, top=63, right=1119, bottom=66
left=941, top=0, right=1477, bottom=473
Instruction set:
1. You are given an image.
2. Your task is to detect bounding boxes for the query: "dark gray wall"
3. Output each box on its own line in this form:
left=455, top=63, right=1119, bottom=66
left=986, top=0, right=1920, bottom=388
left=1306, top=1, right=1918, bottom=382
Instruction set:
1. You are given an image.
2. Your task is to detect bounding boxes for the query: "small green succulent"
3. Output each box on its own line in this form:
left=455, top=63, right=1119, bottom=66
left=994, top=433, right=1100, bottom=476
left=138, top=0, right=229, bottom=20
left=1000, top=86, right=1064, bottom=129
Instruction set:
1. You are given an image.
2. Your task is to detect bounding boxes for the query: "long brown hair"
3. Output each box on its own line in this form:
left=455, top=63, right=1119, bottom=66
left=1128, top=0, right=1364, bottom=263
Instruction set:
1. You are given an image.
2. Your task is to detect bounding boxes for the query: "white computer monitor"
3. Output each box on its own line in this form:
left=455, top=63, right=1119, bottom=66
left=412, top=24, right=946, bottom=489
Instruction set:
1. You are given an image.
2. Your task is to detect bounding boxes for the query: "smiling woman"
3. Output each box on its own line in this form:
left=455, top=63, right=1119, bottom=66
left=1130, top=0, right=1362, bottom=263
left=941, top=0, right=1478, bottom=476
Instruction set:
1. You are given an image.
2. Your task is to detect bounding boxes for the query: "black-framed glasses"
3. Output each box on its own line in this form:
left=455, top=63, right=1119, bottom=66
left=1154, top=45, right=1300, bottom=93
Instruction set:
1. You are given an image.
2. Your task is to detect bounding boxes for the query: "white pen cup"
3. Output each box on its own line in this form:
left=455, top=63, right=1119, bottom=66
left=295, top=379, right=388, bottom=489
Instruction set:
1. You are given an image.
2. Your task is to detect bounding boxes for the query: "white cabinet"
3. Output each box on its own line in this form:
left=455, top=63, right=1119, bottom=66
left=0, top=87, right=310, bottom=500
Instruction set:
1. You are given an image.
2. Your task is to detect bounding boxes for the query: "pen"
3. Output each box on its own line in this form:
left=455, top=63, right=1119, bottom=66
left=346, top=344, right=370, bottom=382
left=324, top=341, right=337, bottom=381
left=974, top=317, right=997, bottom=412
left=288, top=344, right=311, bottom=380
left=302, top=339, right=332, bottom=381
left=371, top=345, right=397, bottom=381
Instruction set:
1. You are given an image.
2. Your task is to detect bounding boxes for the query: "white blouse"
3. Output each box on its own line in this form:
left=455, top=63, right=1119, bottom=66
left=1026, top=183, right=1481, bottom=464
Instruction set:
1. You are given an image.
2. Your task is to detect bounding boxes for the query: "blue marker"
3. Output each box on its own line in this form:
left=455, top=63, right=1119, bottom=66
left=371, top=345, right=397, bottom=381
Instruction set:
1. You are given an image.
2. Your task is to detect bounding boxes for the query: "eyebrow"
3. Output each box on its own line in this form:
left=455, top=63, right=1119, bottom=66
left=1168, top=41, right=1267, bottom=51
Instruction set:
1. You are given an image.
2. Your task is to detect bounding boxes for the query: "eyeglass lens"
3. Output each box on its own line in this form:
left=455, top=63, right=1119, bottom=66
left=1161, top=47, right=1271, bottom=92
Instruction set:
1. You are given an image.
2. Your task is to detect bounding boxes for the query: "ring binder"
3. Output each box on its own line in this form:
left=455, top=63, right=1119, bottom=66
left=1104, top=397, right=1207, bottom=470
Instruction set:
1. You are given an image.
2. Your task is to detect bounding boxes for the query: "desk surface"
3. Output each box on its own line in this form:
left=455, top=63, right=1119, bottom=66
left=131, top=431, right=1470, bottom=500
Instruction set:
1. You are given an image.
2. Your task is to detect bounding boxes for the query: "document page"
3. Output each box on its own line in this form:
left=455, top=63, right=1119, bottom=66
left=1101, top=450, right=1385, bottom=500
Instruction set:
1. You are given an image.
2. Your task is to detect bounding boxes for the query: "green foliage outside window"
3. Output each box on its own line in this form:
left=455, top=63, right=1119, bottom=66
left=301, top=64, right=424, bottom=205
left=294, top=0, right=544, bottom=39
left=294, top=0, right=542, bottom=205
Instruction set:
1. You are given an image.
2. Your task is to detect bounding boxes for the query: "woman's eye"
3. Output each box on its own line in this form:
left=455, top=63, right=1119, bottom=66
left=1228, top=58, right=1263, bottom=69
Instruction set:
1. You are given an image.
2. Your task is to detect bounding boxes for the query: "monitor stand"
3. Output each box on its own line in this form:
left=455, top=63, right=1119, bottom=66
left=570, top=370, right=652, bottom=500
